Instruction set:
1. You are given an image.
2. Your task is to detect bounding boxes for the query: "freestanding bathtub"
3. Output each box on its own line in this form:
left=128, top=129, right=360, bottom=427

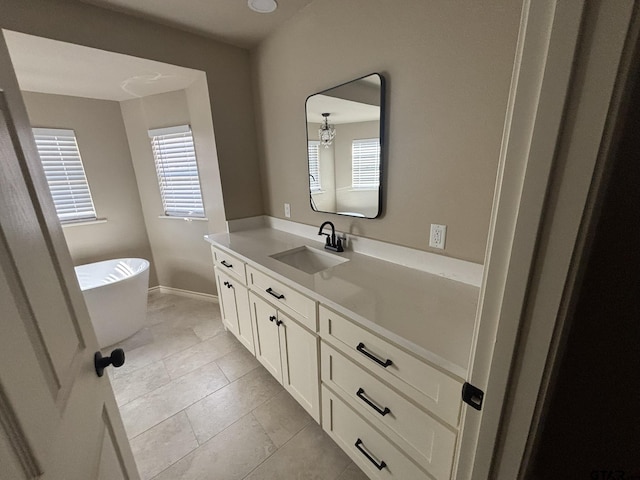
left=75, top=258, right=150, bottom=348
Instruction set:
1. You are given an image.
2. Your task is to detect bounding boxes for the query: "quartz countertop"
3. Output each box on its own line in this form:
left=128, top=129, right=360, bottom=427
left=205, top=228, right=479, bottom=379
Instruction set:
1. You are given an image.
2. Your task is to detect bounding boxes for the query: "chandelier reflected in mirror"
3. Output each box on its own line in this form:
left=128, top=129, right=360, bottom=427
left=318, top=112, right=336, bottom=148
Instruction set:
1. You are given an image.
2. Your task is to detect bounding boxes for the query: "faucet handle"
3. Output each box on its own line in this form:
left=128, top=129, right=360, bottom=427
left=335, top=237, right=344, bottom=252
left=319, top=232, right=331, bottom=245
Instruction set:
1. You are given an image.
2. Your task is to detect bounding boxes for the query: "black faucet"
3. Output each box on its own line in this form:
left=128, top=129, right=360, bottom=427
left=318, top=221, right=344, bottom=252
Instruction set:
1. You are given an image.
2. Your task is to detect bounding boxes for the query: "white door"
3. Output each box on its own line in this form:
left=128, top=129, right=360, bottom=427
left=0, top=33, right=139, bottom=480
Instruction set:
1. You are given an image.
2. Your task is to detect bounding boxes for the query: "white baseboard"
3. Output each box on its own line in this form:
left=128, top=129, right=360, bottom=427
left=148, top=285, right=218, bottom=303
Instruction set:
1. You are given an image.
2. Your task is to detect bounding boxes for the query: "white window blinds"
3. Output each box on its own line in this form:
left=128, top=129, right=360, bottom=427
left=352, top=138, right=381, bottom=189
left=149, top=125, right=205, bottom=218
left=308, top=141, right=321, bottom=191
left=32, top=128, right=97, bottom=223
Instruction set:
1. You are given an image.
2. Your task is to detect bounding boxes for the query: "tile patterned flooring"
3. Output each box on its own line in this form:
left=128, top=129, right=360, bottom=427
left=108, top=291, right=368, bottom=480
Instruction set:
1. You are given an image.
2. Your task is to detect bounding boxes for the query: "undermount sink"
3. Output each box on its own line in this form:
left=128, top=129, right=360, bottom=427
left=270, top=245, right=349, bottom=274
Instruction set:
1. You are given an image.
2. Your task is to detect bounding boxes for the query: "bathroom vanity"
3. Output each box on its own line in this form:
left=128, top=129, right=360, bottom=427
left=205, top=226, right=479, bottom=480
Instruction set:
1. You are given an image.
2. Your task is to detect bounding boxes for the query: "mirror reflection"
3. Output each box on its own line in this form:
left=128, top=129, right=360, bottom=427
left=305, top=73, right=385, bottom=218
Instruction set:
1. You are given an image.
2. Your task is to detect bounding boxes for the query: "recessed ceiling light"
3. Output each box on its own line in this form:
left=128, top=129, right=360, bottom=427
left=248, top=0, right=278, bottom=14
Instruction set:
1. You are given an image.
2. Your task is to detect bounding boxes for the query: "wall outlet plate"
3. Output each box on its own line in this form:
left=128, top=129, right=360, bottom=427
left=429, top=224, right=446, bottom=249
left=284, top=203, right=291, bottom=218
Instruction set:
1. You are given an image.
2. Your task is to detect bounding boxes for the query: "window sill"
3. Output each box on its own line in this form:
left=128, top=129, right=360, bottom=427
left=349, top=187, right=379, bottom=192
left=61, top=218, right=107, bottom=228
left=158, top=215, right=209, bottom=222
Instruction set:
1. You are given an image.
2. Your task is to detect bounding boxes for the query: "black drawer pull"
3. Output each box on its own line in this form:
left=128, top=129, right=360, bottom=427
left=266, top=287, right=285, bottom=300
left=220, top=260, right=233, bottom=268
left=355, top=438, right=387, bottom=471
left=223, top=281, right=232, bottom=289
left=356, top=388, right=390, bottom=416
left=269, top=315, right=276, bottom=322
left=356, top=342, right=393, bottom=368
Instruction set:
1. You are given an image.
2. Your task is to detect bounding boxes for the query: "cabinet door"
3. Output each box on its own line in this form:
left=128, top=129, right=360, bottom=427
left=234, top=281, right=255, bottom=354
left=216, top=268, right=239, bottom=337
left=216, top=268, right=254, bottom=353
left=278, top=311, right=320, bottom=422
left=250, top=292, right=282, bottom=381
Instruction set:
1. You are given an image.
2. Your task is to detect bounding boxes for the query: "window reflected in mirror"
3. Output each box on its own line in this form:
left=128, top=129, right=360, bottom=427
left=305, top=73, right=385, bottom=218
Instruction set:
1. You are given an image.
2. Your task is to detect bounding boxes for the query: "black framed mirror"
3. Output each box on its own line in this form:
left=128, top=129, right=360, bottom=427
left=305, top=73, right=385, bottom=218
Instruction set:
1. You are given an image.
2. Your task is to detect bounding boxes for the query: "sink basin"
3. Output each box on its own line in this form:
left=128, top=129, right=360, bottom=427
left=270, top=246, right=349, bottom=274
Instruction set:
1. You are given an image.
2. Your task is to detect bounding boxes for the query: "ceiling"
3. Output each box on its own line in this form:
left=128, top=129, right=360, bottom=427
left=78, top=0, right=315, bottom=48
left=306, top=95, right=380, bottom=124
left=5, top=31, right=203, bottom=101
left=4, top=1, right=316, bottom=101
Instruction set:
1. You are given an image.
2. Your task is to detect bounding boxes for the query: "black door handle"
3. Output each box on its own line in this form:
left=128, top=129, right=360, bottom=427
left=356, top=342, right=393, bottom=368
left=95, top=348, right=125, bottom=377
left=220, top=260, right=233, bottom=268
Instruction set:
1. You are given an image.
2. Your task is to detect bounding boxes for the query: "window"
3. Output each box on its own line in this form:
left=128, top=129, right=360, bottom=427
left=308, top=140, right=321, bottom=191
left=352, top=138, right=381, bottom=189
left=32, top=128, right=97, bottom=223
left=149, top=125, right=205, bottom=218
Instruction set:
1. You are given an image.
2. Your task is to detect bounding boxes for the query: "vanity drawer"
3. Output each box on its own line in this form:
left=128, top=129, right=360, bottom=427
left=322, top=386, right=433, bottom=480
left=319, top=305, right=462, bottom=427
left=211, top=246, right=247, bottom=284
left=247, top=265, right=317, bottom=332
left=322, top=342, right=456, bottom=478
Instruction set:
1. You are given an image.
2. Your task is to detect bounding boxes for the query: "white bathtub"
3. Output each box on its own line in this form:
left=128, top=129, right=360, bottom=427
left=75, top=258, right=150, bottom=348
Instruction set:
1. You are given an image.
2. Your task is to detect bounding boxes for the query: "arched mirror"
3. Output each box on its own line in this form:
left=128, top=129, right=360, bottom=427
left=305, top=73, right=385, bottom=218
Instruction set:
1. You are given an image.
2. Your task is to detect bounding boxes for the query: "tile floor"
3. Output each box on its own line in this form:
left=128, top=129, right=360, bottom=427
left=107, top=291, right=368, bottom=480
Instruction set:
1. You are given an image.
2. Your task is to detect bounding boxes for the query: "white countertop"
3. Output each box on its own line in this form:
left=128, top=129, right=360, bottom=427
left=205, top=228, right=480, bottom=379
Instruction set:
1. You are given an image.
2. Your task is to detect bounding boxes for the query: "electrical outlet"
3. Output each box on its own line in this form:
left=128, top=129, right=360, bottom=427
left=429, top=224, right=447, bottom=249
left=284, top=203, right=291, bottom=218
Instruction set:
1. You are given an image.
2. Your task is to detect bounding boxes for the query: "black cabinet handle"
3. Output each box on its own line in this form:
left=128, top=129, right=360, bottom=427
left=223, top=281, right=232, bottom=288
left=354, top=438, right=387, bottom=471
left=356, top=342, right=393, bottom=368
left=266, top=287, right=285, bottom=300
left=356, top=388, right=390, bottom=416
left=276, top=319, right=283, bottom=326
left=220, top=260, right=233, bottom=268
left=269, top=315, right=276, bottom=322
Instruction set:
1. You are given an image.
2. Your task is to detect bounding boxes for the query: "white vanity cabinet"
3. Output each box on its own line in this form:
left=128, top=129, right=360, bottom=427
left=249, top=291, right=320, bottom=422
left=206, top=229, right=478, bottom=480
left=320, top=305, right=461, bottom=480
left=211, top=246, right=254, bottom=353
left=211, top=246, right=320, bottom=423
left=214, top=268, right=254, bottom=353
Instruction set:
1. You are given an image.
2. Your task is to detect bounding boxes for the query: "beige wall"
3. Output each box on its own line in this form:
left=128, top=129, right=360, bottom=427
left=253, top=0, right=522, bottom=263
left=21, top=91, right=158, bottom=285
left=120, top=90, right=217, bottom=295
left=0, top=0, right=263, bottom=221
